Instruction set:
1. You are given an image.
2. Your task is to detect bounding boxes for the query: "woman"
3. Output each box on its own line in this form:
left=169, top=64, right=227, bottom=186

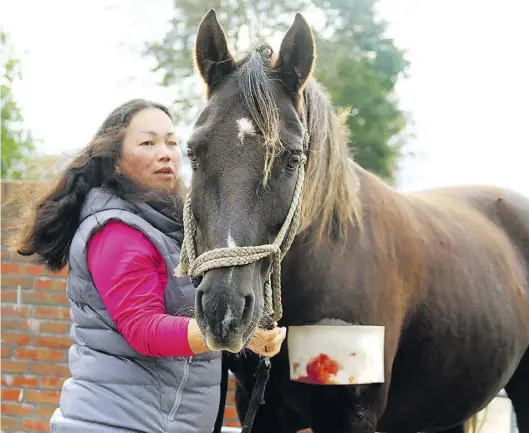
left=13, top=99, right=286, bottom=433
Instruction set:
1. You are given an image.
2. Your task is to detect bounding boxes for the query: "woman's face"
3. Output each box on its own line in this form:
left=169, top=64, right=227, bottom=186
left=118, top=107, right=182, bottom=191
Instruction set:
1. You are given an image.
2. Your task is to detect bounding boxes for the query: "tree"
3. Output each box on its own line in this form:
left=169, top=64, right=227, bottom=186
left=145, top=0, right=410, bottom=182
left=310, top=0, right=410, bottom=182
left=1, top=31, right=36, bottom=179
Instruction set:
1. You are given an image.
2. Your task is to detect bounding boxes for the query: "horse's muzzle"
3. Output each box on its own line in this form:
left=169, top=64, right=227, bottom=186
left=195, top=267, right=257, bottom=352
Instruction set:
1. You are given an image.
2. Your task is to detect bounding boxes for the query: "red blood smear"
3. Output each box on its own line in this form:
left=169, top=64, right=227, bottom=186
left=296, top=353, right=340, bottom=384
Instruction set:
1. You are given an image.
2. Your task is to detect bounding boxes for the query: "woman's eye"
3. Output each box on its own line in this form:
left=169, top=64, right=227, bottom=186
left=140, top=141, right=154, bottom=146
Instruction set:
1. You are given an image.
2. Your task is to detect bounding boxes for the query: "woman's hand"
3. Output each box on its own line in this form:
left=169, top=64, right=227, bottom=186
left=187, top=319, right=210, bottom=355
left=188, top=318, right=287, bottom=357
left=247, top=324, right=287, bottom=357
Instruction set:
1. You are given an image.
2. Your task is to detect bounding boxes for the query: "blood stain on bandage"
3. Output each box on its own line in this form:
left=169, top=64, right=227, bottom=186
left=295, top=353, right=341, bottom=384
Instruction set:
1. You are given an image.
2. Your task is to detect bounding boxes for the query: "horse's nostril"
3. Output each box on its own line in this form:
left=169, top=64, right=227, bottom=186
left=191, top=274, right=203, bottom=288
left=242, top=294, right=254, bottom=323
left=196, top=289, right=205, bottom=316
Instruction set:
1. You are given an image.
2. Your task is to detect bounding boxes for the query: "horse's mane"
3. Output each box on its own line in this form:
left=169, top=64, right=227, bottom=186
left=233, top=44, right=362, bottom=243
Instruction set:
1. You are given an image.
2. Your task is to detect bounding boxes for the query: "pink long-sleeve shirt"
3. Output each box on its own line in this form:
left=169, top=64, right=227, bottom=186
left=87, top=221, right=194, bottom=357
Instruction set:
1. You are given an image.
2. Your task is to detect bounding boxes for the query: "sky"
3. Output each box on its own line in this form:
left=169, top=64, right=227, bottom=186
left=2, top=0, right=529, bottom=196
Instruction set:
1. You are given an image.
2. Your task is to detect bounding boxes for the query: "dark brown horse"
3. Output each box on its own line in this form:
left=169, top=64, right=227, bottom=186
left=183, top=9, right=529, bottom=433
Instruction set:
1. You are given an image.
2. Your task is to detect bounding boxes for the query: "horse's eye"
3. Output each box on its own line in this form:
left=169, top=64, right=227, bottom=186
left=287, top=153, right=302, bottom=168
left=187, top=149, right=198, bottom=166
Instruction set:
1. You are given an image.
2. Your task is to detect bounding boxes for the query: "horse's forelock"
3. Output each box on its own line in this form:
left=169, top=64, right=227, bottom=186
left=233, top=45, right=283, bottom=184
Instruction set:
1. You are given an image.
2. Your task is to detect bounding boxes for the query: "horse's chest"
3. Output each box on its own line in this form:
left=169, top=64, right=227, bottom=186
left=280, top=273, right=388, bottom=327
left=272, top=359, right=313, bottom=425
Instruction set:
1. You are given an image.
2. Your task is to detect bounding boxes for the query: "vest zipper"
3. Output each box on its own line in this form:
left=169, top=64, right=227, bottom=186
left=168, top=356, right=192, bottom=420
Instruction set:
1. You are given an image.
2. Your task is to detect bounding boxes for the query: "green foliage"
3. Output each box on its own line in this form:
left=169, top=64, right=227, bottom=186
left=1, top=31, right=36, bottom=179
left=145, top=0, right=410, bottom=182
left=310, top=0, right=410, bottom=182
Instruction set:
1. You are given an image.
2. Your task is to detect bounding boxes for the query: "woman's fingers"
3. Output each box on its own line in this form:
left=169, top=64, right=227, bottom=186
left=265, top=327, right=287, bottom=356
left=258, top=328, right=282, bottom=340
left=249, top=326, right=287, bottom=357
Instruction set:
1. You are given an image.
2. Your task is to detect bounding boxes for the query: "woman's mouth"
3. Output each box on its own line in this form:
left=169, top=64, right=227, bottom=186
left=154, top=167, right=174, bottom=178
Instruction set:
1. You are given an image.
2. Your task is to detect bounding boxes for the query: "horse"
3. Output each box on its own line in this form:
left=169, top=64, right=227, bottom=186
left=180, top=9, right=529, bottom=433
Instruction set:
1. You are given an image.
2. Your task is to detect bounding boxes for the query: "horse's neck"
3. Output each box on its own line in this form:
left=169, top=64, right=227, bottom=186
left=286, top=165, right=409, bottom=286
left=280, top=171, right=418, bottom=325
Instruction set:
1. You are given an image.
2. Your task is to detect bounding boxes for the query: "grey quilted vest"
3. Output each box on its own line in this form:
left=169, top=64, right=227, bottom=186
left=50, top=188, right=222, bottom=433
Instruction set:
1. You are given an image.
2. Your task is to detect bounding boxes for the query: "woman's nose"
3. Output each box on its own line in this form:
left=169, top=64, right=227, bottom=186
left=157, top=145, right=172, bottom=161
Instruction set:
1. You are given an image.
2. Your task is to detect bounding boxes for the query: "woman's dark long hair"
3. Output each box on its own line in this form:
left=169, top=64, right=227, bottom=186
left=11, top=98, right=185, bottom=272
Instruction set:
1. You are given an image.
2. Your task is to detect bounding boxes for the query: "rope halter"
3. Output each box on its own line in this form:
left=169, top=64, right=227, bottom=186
left=178, top=130, right=309, bottom=323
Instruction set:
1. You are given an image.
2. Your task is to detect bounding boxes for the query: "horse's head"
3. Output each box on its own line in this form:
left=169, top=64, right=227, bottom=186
left=186, top=10, right=315, bottom=352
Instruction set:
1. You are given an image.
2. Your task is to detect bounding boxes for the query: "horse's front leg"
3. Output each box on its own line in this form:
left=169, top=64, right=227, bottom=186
left=234, top=380, right=301, bottom=433
left=310, top=383, right=387, bottom=433
left=232, top=365, right=306, bottom=433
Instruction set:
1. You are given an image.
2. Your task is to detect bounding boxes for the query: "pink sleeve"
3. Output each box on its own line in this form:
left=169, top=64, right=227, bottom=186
left=87, top=220, right=194, bottom=357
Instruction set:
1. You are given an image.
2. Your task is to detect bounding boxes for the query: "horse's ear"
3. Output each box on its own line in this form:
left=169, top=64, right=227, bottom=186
left=274, top=13, right=315, bottom=95
left=194, top=9, right=235, bottom=91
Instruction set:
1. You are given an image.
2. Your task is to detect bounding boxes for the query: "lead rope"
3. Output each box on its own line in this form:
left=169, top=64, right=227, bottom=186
left=240, top=356, right=271, bottom=433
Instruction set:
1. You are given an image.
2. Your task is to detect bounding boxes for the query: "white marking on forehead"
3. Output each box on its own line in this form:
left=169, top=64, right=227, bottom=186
left=236, top=117, right=255, bottom=143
